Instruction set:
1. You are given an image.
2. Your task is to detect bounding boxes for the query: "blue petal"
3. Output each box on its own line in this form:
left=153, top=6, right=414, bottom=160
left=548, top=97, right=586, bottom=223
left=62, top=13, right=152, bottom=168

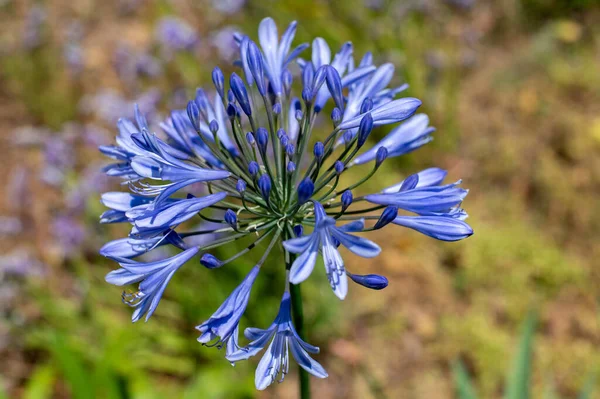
left=311, top=37, right=331, bottom=68
left=101, top=192, right=152, bottom=211
left=320, top=231, right=347, bottom=299
left=337, top=219, right=365, bottom=233
left=365, top=183, right=468, bottom=212
left=392, top=216, right=473, bottom=241
left=289, top=339, right=328, bottom=379
left=383, top=167, right=448, bottom=193
left=288, top=237, right=319, bottom=284
left=329, top=228, right=381, bottom=258
left=282, top=233, right=314, bottom=253
left=339, top=98, right=422, bottom=130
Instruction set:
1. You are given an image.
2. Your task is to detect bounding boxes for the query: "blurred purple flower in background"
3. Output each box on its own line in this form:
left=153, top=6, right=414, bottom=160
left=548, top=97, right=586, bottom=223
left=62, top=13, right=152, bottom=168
left=211, top=0, right=246, bottom=15
left=52, top=215, right=86, bottom=254
left=41, top=135, right=75, bottom=186
left=22, top=5, right=46, bottom=49
left=210, top=26, right=239, bottom=61
left=155, top=17, right=199, bottom=55
left=0, top=250, right=45, bottom=279
left=80, top=88, right=162, bottom=125
left=64, top=21, right=85, bottom=75
left=113, top=44, right=163, bottom=86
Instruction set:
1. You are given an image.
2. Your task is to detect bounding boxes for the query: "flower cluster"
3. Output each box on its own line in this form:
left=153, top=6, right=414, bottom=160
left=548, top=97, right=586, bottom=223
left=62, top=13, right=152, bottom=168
left=99, top=17, right=472, bottom=390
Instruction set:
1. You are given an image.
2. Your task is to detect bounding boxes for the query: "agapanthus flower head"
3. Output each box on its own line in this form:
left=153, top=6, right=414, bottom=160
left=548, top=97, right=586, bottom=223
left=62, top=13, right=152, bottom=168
left=99, top=16, right=472, bottom=390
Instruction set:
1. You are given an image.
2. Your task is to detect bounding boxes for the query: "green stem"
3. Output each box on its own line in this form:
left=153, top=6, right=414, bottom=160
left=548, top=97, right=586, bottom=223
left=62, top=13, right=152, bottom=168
left=290, top=282, right=310, bottom=399
left=285, top=227, right=311, bottom=399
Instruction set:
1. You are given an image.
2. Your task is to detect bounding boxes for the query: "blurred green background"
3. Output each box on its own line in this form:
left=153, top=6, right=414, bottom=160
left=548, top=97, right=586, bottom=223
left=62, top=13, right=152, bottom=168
left=1, top=0, right=599, bottom=398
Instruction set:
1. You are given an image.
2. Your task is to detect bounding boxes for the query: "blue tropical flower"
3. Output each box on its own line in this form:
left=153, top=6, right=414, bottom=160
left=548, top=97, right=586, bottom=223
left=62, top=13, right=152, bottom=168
left=391, top=215, right=473, bottom=241
left=227, top=291, right=327, bottom=390
left=100, top=230, right=185, bottom=258
left=105, top=247, right=198, bottom=322
left=128, top=192, right=227, bottom=239
left=99, top=16, right=472, bottom=389
left=364, top=179, right=468, bottom=213
left=196, top=265, right=260, bottom=350
left=351, top=114, right=435, bottom=165
left=283, top=201, right=381, bottom=299
left=382, top=167, right=448, bottom=193
left=99, top=192, right=154, bottom=224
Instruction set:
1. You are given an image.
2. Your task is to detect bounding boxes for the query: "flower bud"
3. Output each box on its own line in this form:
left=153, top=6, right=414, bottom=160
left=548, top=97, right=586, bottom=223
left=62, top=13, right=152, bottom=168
left=230, top=73, right=252, bottom=116
left=246, top=41, right=266, bottom=96
left=212, top=67, right=225, bottom=100
left=302, top=63, right=314, bottom=94
left=334, top=160, right=345, bottom=175
left=348, top=272, right=388, bottom=290
left=357, top=113, right=374, bottom=148
left=399, top=174, right=419, bottom=192
left=282, top=69, right=293, bottom=98
left=287, top=161, right=296, bottom=173
left=236, top=179, right=246, bottom=193
left=293, top=224, right=303, bottom=237
left=246, top=132, right=255, bottom=145
left=374, top=206, right=398, bottom=230
left=360, top=97, right=373, bottom=114
left=280, top=134, right=289, bottom=147
left=297, top=178, right=314, bottom=204
left=209, top=119, right=219, bottom=134
left=224, top=209, right=237, bottom=227
left=311, top=65, right=328, bottom=102
left=186, top=100, right=200, bottom=130
left=375, top=146, right=388, bottom=168
left=226, top=103, right=237, bottom=120
left=258, top=174, right=271, bottom=199
left=286, top=144, right=295, bottom=156
left=341, top=190, right=353, bottom=211
left=343, top=130, right=353, bottom=146
left=313, top=142, right=324, bottom=160
left=301, top=87, right=312, bottom=103
left=272, top=103, right=281, bottom=115
left=194, top=89, right=210, bottom=121
left=200, top=253, right=223, bottom=269
left=248, top=161, right=259, bottom=177
left=331, top=107, right=342, bottom=126
left=256, top=127, right=268, bottom=153
left=325, top=65, right=344, bottom=111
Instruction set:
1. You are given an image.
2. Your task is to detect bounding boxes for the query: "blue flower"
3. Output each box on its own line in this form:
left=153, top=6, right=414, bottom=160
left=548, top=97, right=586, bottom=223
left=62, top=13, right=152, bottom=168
left=391, top=215, right=473, bottom=241
left=100, top=230, right=185, bottom=258
left=105, top=247, right=198, bottom=322
left=351, top=114, right=435, bottom=165
left=99, top=192, right=154, bottom=224
left=227, top=291, right=327, bottom=390
left=299, top=39, right=376, bottom=112
left=283, top=201, right=381, bottom=299
left=338, top=97, right=422, bottom=130
left=99, top=16, right=472, bottom=389
left=347, top=272, right=389, bottom=290
left=196, top=265, right=260, bottom=350
left=128, top=192, right=227, bottom=239
left=364, top=180, right=468, bottom=213
left=236, top=18, right=308, bottom=97
left=382, top=167, right=448, bottom=193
